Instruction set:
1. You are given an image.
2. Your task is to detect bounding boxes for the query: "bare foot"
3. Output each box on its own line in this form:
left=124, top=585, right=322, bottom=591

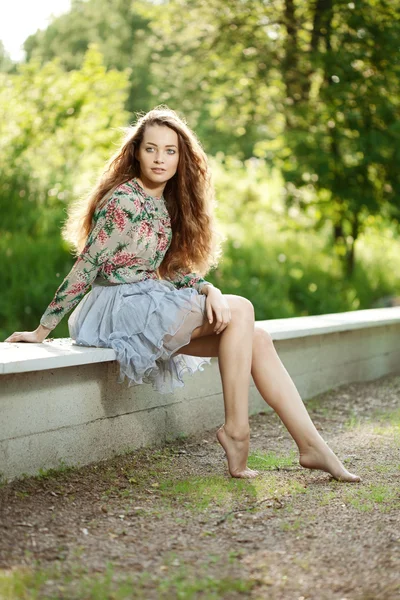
left=216, top=425, right=259, bottom=479
left=300, top=441, right=361, bottom=482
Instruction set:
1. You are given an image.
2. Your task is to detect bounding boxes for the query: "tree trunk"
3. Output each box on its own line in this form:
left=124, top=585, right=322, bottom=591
left=282, top=0, right=298, bottom=103
left=345, top=213, right=360, bottom=278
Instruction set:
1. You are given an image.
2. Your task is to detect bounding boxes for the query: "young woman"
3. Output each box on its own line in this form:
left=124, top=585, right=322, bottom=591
left=5, top=107, right=360, bottom=482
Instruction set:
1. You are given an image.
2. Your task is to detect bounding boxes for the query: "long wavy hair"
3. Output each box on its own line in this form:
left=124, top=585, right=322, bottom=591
left=62, top=106, right=223, bottom=279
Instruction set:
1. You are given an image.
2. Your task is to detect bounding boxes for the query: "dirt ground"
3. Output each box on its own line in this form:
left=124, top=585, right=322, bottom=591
left=0, top=374, right=399, bottom=600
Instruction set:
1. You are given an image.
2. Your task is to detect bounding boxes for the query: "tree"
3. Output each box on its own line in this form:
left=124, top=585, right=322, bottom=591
left=24, top=0, right=154, bottom=114
left=0, top=46, right=130, bottom=338
left=139, top=0, right=400, bottom=274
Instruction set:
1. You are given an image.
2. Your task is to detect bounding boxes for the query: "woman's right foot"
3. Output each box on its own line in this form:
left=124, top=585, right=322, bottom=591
left=299, top=441, right=361, bottom=482
left=216, top=425, right=259, bottom=479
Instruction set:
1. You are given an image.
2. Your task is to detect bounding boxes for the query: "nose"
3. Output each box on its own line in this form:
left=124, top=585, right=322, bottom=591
left=154, top=151, right=164, bottom=164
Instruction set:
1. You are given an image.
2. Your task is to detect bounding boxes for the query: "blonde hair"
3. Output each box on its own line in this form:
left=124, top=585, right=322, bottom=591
left=62, top=106, right=222, bottom=278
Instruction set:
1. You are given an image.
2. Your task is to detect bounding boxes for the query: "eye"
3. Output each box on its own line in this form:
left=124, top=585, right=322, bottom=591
left=167, top=149, right=176, bottom=154
left=145, top=147, right=154, bottom=152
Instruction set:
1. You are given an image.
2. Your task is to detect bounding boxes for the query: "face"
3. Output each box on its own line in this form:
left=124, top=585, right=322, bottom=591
left=135, top=124, right=180, bottom=186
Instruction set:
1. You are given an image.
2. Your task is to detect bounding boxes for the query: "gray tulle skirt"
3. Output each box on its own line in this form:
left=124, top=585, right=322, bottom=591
left=68, top=279, right=212, bottom=395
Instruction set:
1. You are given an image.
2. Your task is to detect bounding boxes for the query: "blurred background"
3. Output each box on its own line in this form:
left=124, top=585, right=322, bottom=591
left=1, top=0, right=400, bottom=340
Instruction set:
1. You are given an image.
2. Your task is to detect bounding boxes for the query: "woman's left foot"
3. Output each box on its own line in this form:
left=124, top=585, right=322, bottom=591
left=299, top=442, right=361, bottom=482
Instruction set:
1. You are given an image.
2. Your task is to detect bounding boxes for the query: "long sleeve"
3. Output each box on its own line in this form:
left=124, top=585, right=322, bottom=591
left=40, top=196, right=122, bottom=330
left=165, top=268, right=214, bottom=294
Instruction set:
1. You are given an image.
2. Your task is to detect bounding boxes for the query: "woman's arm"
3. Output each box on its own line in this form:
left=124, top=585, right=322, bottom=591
left=5, top=194, right=125, bottom=342
left=39, top=196, right=122, bottom=330
left=165, top=268, right=215, bottom=295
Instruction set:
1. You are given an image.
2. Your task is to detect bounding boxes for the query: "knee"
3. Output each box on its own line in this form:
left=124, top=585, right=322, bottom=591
left=230, top=296, right=255, bottom=323
left=253, top=326, right=275, bottom=352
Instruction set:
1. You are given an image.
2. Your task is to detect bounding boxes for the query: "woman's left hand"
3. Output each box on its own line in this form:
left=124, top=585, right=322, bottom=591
left=204, top=287, right=231, bottom=334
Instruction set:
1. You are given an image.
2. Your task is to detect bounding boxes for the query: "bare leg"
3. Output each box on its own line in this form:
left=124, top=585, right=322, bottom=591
left=179, top=295, right=258, bottom=478
left=250, top=327, right=360, bottom=482
left=179, top=300, right=360, bottom=483
left=216, top=297, right=259, bottom=478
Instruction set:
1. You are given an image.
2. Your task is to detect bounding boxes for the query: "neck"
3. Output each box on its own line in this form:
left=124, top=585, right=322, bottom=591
left=136, top=175, right=165, bottom=199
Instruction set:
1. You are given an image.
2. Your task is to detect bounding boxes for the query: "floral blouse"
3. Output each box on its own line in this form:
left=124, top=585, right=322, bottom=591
left=40, top=178, right=212, bottom=330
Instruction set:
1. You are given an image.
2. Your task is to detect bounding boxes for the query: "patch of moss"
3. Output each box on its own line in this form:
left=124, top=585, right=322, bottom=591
left=157, top=470, right=307, bottom=513
left=0, top=558, right=255, bottom=600
left=318, top=491, right=338, bottom=506
left=247, top=450, right=297, bottom=471
left=344, top=483, right=399, bottom=513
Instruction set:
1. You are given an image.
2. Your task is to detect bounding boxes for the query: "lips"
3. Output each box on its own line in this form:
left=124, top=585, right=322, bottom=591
left=151, top=168, right=165, bottom=173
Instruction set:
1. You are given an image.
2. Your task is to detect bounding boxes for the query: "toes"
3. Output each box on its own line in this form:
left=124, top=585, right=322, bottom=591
left=231, top=468, right=259, bottom=479
left=332, top=471, right=361, bottom=483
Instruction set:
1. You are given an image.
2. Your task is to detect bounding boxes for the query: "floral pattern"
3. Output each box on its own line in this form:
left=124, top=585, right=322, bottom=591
left=40, top=178, right=212, bottom=330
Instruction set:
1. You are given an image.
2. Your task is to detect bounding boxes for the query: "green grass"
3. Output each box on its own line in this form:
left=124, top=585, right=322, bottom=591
left=0, top=560, right=255, bottom=600
left=157, top=467, right=307, bottom=513
left=318, top=491, right=338, bottom=506
left=280, top=518, right=303, bottom=532
left=371, top=408, right=400, bottom=438
left=158, top=475, right=253, bottom=511
left=22, top=460, right=77, bottom=482
left=247, top=450, right=297, bottom=471
left=345, top=412, right=363, bottom=430
left=14, top=490, right=30, bottom=499
left=304, top=395, right=334, bottom=417
left=372, top=464, right=400, bottom=474
left=344, top=483, right=399, bottom=513
left=345, top=409, right=400, bottom=442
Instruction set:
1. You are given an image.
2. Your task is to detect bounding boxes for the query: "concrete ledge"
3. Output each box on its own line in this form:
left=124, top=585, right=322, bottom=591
left=2, top=307, right=400, bottom=375
left=0, top=340, right=116, bottom=374
left=1, top=307, right=400, bottom=481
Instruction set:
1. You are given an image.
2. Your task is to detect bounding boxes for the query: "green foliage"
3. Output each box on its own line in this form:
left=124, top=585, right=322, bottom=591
left=136, top=0, right=400, bottom=272
left=0, top=47, right=130, bottom=340
left=0, top=234, right=74, bottom=339
left=0, top=44, right=130, bottom=219
left=24, top=0, right=155, bottom=114
left=2, top=2, right=400, bottom=338
left=209, top=157, right=400, bottom=321
left=0, top=40, right=13, bottom=73
left=2, top=154, right=400, bottom=339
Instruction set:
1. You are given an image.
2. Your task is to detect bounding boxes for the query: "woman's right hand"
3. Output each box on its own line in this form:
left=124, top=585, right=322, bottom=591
left=5, top=324, right=51, bottom=344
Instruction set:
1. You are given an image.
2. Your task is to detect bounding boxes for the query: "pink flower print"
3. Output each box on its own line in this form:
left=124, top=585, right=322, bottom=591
left=188, top=278, right=199, bottom=287
left=161, top=215, right=170, bottom=226
left=114, top=206, right=126, bottom=233
left=156, top=233, right=169, bottom=253
left=97, top=228, right=108, bottom=246
left=133, top=198, right=141, bottom=213
left=138, top=221, right=153, bottom=242
left=112, top=251, right=137, bottom=267
left=49, top=300, right=58, bottom=308
left=106, top=198, right=117, bottom=219
left=103, top=263, right=113, bottom=276
left=69, top=282, right=87, bottom=295
left=118, top=184, right=132, bottom=194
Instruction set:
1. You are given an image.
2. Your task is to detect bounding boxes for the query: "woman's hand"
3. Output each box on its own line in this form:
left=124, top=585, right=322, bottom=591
left=204, top=287, right=231, bottom=334
left=5, top=324, right=51, bottom=344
